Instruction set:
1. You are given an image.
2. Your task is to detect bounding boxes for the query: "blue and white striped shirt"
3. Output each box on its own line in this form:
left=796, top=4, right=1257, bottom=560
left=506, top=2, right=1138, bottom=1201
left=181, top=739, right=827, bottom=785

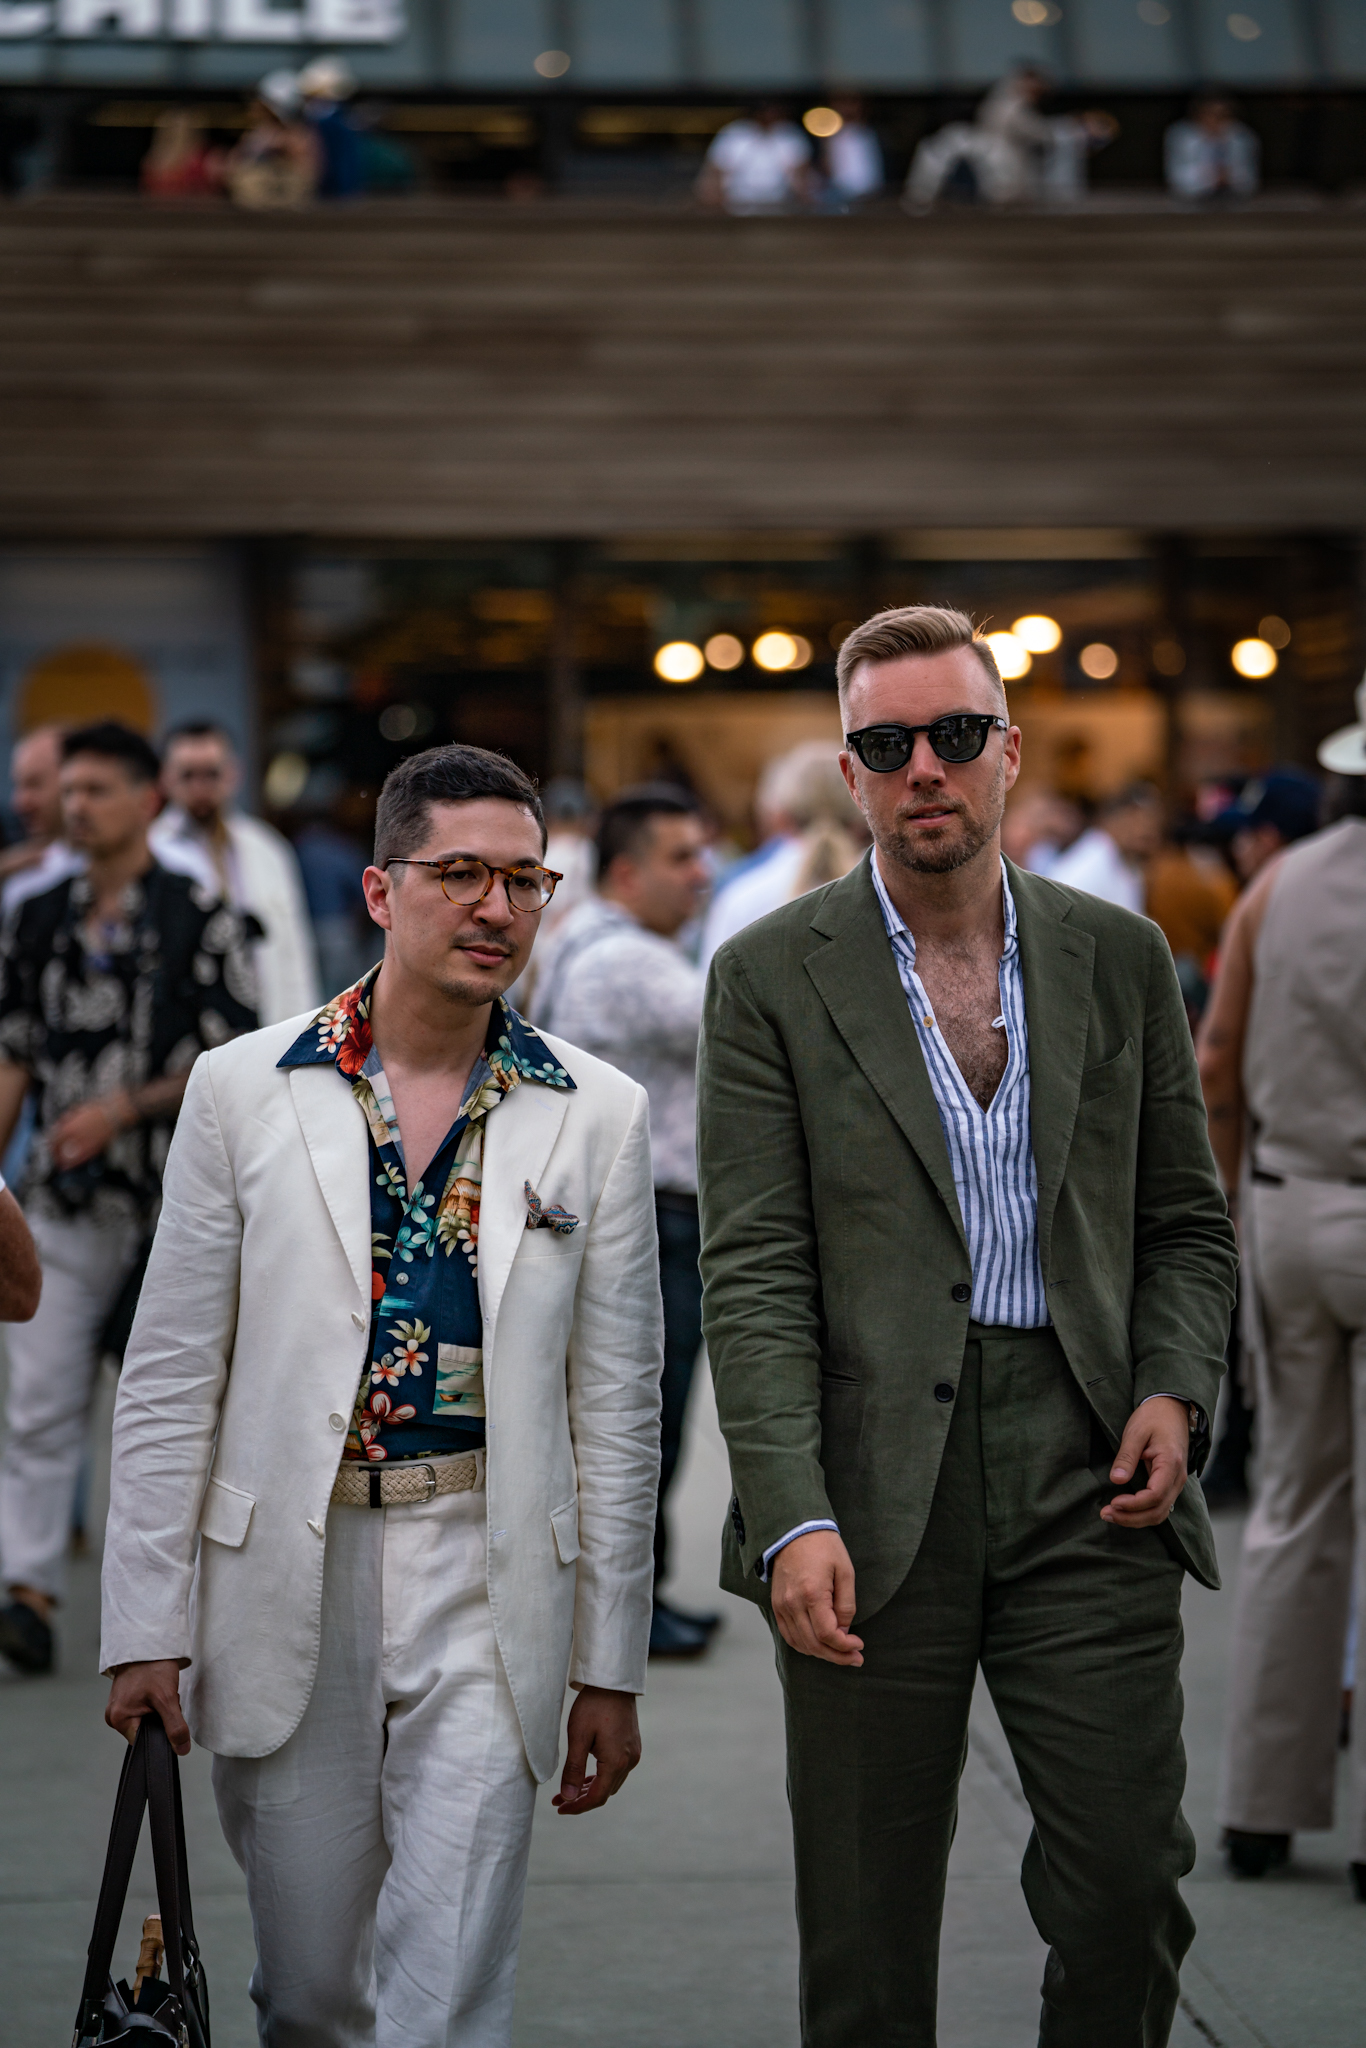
left=871, top=852, right=1050, bottom=1330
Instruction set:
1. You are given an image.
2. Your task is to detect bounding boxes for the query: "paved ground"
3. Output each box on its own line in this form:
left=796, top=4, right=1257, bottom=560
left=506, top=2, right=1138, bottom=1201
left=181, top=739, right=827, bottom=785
left=1, top=1354, right=1359, bottom=2047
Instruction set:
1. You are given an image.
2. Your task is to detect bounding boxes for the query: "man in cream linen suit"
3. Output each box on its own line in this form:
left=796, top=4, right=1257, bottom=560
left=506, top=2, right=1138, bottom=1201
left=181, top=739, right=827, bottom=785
left=101, top=744, right=664, bottom=2048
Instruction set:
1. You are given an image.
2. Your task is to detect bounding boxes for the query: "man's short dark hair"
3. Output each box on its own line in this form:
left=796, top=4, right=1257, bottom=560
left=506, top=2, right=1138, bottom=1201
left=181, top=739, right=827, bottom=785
left=595, top=783, right=700, bottom=876
left=373, top=744, right=545, bottom=867
left=62, top=722, right=160, bottom=785
left=163, top=720, right=235, bottom=754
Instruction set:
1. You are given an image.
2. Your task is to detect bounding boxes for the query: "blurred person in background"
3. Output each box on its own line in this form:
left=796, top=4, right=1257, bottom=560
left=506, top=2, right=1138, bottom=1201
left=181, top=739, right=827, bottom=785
left=1, top=723, right=81, bottom=914
left=299, top=56, right=365, bottom=201
left=1219, top=766, right=1321, bottom=885
left=294, top=800, right=381, bottom=996
left=508, top=777, right=599, bottom=1015
left=1145, top=824, right=1237, bottom=1020
left=1000, top=787, right=1084, bottom=879
left=225, top=71, right=319, bottom=210
left=533, top=785, right=715, bottom=1658
left=820, top=99, right=883, bottom=208
left=140, top=108, right=223, bottom=200
left=1165, top=98, right=1260, bottom=204
left=1046, top=781, right=1163, bottom=911
left=697, top=103, right=813, bottom=214
left=150, top=720, right=320, bottom=1025
left=1199, top=685, right=1366, bottom=1892
left=0, top=723, right=257, bottom=1677
left=700, top=739, right=864, bottom=968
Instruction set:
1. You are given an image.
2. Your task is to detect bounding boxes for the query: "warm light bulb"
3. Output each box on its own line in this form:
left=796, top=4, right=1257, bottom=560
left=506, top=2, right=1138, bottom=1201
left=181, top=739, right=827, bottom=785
left=803, top=107, right=843, bottom=138
left=985, top=632, right=1033, bottom=681
left=753, top=631, right=800, bottom=672
left=1231, top=638, right=1277, bottom=679
left=654, top=641, right=705, bottom=684
left=533, top=48, right=571, bottom=76
left=1079, top=643, right=1119, bottom=680
left=1011, top=614, right=1062, bottom=655
left=704, top=633, right=745, bottom=671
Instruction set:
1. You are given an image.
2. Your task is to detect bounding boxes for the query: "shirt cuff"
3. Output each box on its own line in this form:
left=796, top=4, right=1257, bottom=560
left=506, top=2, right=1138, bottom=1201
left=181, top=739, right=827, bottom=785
left=760, top=1520, right=840, bottom=1582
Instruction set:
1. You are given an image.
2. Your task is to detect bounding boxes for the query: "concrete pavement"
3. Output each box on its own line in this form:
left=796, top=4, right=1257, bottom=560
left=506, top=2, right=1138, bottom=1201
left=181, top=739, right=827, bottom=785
left=1, top=1352, right=1359, bottom=2047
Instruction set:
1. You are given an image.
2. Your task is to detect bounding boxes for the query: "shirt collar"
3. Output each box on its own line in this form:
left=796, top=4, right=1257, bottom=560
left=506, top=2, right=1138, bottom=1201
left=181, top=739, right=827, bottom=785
left=870, top=851, right=1017, bottom=968
left=278, top=963, right=576, bottom=1094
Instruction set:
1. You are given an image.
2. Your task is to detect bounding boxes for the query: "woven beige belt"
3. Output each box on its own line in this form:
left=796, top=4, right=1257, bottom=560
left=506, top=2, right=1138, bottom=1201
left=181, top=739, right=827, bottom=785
left=330, top=1450, right=484, bottom=1510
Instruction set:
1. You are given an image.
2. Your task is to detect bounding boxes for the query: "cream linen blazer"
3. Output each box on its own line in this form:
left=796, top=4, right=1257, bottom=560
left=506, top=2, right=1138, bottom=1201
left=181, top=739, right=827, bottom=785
left=100, top=1013, right=664, bottom=1782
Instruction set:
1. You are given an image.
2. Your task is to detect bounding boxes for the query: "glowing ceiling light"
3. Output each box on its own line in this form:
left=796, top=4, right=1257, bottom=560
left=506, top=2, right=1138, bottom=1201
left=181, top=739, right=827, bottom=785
left=533, top=48, right=571, bottom=76
left=654, top=641, right=705, bottom=684
left=1079, top=642, right=1120, bottom=680
left=1231, top=637, right=1277, bottom=679
left=704, top=633, right=745, bottom=671
left=803, top=106, right=843, bottom=138
left=1226, top=13, right=1261, bottom=41
left=1258, top=614, right=1291, bottom=650
left=1011, top=614, right=1062, bottom=655
left=753, top=631, right=800, bottom=672
left=264, top=751, right=309, bottom=808
left=985, top=631, right=1033, bottom=681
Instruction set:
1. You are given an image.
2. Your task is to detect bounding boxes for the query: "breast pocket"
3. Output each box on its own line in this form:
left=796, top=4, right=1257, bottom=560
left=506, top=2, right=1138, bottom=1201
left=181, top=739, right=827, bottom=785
left=1078, top=1037, right=1136, bottom=1109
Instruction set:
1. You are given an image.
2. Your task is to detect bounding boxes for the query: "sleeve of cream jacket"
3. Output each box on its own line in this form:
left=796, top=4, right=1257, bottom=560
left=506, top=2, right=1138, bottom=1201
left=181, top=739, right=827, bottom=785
left=564, top=1083, right=664, bottom=1695
left=100, top=1053, right=243, bottom=1673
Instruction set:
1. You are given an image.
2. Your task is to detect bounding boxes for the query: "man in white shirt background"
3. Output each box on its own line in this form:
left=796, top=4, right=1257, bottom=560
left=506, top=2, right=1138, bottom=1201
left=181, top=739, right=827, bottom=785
left=697, top=102, right=813, bottom=214
left=1, top=725, right=83, bottom=916
left=149, top=720, right=321, bottom=1024
left=533, top=784, right=716, bottom=1658
left=1047, top=781, right=1163, bottom=912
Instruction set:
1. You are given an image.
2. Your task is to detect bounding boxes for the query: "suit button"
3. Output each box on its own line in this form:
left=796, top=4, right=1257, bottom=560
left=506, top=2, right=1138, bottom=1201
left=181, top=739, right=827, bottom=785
left=934, top=1383, right=955, bottom=1403
left=351, top=1311, right=365, bottom=1329
left=328, top=1412, right=346, bottom=1431
left=951, top=1282, right=971, bottom=1303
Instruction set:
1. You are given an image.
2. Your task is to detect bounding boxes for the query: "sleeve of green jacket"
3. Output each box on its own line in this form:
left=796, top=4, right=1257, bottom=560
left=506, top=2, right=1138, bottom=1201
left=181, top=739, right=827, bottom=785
left=697, top=942, right=831, bottom=1578
left=1129, top=919, right=1238, bottom=1437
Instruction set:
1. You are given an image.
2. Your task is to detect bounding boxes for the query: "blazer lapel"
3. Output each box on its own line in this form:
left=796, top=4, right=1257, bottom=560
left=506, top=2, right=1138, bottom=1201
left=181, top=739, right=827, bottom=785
left=1010, top=862, right=1095, bottom=1274
left=478, top=1080, right=572, bottom=1337
left=804, top=859, right=966, bottom=1247
left=287, top=1064, right=372, bottom=1304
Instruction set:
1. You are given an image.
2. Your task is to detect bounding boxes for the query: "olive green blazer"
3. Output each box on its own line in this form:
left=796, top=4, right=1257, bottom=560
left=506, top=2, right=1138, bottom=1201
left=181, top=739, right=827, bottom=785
left=697, top=853, right=1237, bottom=1617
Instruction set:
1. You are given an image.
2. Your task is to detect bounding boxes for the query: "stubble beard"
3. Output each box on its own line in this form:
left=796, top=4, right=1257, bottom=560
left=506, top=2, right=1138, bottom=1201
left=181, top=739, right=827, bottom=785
left=878, top=768, right=1006, bottom=878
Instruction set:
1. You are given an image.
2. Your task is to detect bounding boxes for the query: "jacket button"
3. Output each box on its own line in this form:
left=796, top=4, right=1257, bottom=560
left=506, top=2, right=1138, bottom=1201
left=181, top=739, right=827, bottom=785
left=328, top=1412, right=345, bottom=1431
left=351, top=1311, right=365, bottom=1329
left=951, top=1282, right=971, bottom=1303
left=934, top=1382, right=955, bottom=1403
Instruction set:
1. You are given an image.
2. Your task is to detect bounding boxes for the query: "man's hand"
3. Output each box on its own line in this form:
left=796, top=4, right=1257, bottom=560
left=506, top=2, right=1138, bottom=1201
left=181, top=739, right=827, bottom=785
left=49, top=1093, right=134, bottom=1169
left=1101, top=1397, right=1191, bottom=1529
left=771, top=1530, right=864, bottom=1667
left=552, top=1686, right=641, bottom=1816
left=105, top=1660, right=191, bottom=1756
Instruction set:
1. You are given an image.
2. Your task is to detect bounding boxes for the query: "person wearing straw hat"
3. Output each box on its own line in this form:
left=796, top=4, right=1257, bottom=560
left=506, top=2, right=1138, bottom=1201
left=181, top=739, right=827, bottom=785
left=1199, top=676, right=1366, bottom=1895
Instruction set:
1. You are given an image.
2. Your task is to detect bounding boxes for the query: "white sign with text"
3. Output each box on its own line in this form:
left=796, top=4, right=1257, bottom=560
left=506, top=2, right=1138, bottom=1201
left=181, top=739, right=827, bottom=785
left=0, top=0, right=405, bottom=38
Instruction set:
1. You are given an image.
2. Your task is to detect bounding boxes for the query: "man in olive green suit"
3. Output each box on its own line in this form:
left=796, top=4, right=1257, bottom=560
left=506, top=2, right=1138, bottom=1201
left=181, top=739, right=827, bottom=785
left=698, top=606, right=1236, bottom=2048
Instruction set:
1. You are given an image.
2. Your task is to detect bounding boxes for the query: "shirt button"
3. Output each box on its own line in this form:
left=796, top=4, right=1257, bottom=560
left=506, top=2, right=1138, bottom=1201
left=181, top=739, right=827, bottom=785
left=934, top=1383, right=956, bottom=1404
left=328, top=1413, right=346, bottom=1431
left=951, top=1282, right=971, bottom=1303
left=395, top=1273, right=408, bottom=1285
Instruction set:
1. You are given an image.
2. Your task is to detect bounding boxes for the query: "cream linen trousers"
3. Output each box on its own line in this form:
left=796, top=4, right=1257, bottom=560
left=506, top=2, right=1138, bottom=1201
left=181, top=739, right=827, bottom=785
left=1219, top=1175, right=1366, bottom=1857
left=212, top=1480, right=538, bottom=2048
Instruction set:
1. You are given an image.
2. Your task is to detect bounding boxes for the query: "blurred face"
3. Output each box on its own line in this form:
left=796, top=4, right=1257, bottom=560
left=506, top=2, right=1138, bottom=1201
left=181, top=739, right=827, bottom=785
left=603, top=814, right=710, bottom=938
left=11, top=728, right=64, bottom=841
left=1232, top=820, right=1284, bottom=883
left=60, top=753, right=159, bottom=860
left=163, top=734, right=239, bottom=826
left=363, top=798, right=547, bottom=1009
left=840, top=647, right=1021, bottom=878
left=1105, top=801, right=1163, bottom=863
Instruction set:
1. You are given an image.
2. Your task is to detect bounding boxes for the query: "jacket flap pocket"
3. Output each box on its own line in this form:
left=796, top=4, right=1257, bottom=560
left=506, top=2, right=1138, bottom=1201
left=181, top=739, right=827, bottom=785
left=198, top=1475, right=255, bottom=1549
left=550, top=1496, right=580, bottom=1564
left=1078, top=1037, right=1135, bottom=1105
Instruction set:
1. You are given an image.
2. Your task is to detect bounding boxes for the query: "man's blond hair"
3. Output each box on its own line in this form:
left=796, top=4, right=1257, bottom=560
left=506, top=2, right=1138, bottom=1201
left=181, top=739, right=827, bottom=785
left=835, top=605, right=1004, bottom=712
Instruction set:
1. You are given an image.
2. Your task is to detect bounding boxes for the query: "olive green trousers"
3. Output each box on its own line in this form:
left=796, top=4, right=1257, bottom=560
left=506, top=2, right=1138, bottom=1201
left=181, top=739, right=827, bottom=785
left=776, top=1326, right=1196, bottom=2048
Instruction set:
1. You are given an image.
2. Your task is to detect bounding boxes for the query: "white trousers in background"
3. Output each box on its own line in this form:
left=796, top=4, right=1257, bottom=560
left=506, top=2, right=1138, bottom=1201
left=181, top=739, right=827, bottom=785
left=213, top=1484, right=539, bottom=2048
left=1219, top=1176, right=1366, bottom=1857
left=0, top=1210, right=140, bottom=1599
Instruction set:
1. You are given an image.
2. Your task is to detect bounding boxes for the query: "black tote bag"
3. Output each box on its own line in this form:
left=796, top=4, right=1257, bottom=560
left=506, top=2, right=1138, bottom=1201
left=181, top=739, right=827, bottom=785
left=72, top=1712, right=211, bottom=2048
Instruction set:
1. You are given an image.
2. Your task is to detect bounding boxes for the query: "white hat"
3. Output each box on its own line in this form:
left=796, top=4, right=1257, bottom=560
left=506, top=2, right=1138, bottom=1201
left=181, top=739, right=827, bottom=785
left=1317, top=675, right=1366, bottom=776
left=257, top=69, right=300, bottom=118
left=297, top=56, right=357, bottom=100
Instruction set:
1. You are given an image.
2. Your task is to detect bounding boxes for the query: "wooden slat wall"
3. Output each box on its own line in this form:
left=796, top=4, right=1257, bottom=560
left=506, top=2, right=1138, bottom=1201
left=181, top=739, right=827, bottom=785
left=1, top=200, right=1362, bottom=540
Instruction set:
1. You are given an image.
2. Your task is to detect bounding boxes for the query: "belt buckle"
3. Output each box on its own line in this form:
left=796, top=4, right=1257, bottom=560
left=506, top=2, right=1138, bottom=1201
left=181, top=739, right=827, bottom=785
left=418, top=1462, right=438, bottom=1503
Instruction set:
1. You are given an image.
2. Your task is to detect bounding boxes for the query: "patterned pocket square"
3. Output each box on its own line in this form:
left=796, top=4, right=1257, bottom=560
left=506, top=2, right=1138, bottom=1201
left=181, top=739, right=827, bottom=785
left=524, top=1181, right=579, bottom=1234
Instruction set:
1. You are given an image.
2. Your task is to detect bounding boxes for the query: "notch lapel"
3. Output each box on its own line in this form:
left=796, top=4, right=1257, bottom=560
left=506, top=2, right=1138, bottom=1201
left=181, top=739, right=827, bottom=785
left=1010, top=864, right=1095, bottom=1274
left=477, top=1080, right=572, bottom=1338
left=804, top=860, right=966, bottom=1248
left=287, top=1063, right=372, bottom=1304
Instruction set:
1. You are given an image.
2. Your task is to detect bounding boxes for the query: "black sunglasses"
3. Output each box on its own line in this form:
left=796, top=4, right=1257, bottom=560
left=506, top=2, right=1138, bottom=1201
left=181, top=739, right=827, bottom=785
left=845, top=715, right=1008, bottom=773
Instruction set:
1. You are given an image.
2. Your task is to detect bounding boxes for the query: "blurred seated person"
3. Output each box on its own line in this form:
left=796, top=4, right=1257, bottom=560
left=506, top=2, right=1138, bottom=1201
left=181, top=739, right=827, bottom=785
left=820, top=99, right=883, bottom=208
left=1217, top=766, right=1321, bottom=884
left=1042, top=110, right=1118, bottom=205
left=1048, top=782, right=1163, bottom=911
left=140, top=109, right=223, bottom=201
left=298, top=56, right=365, bottom=201
left=1165, top=98, right=1260, bottom=203
left=225, top=71, right=320, bottom=211
left=697, top=104, right=813, bottom=214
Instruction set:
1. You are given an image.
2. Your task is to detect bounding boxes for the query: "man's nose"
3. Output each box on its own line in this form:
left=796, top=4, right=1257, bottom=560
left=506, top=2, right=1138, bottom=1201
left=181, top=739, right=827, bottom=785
left=906, top=735, right=947, bottom=780
left=472, top=880, right=516, bottom=924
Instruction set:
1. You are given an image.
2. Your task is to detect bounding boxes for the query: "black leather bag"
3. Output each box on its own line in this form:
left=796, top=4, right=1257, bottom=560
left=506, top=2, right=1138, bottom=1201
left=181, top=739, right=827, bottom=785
left=73, top=1713, right=211, bottom=2048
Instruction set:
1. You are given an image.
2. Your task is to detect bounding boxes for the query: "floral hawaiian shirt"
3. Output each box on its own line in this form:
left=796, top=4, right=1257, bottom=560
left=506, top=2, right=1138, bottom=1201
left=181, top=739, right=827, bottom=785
left=279, top=966, right=574, bottom=1463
